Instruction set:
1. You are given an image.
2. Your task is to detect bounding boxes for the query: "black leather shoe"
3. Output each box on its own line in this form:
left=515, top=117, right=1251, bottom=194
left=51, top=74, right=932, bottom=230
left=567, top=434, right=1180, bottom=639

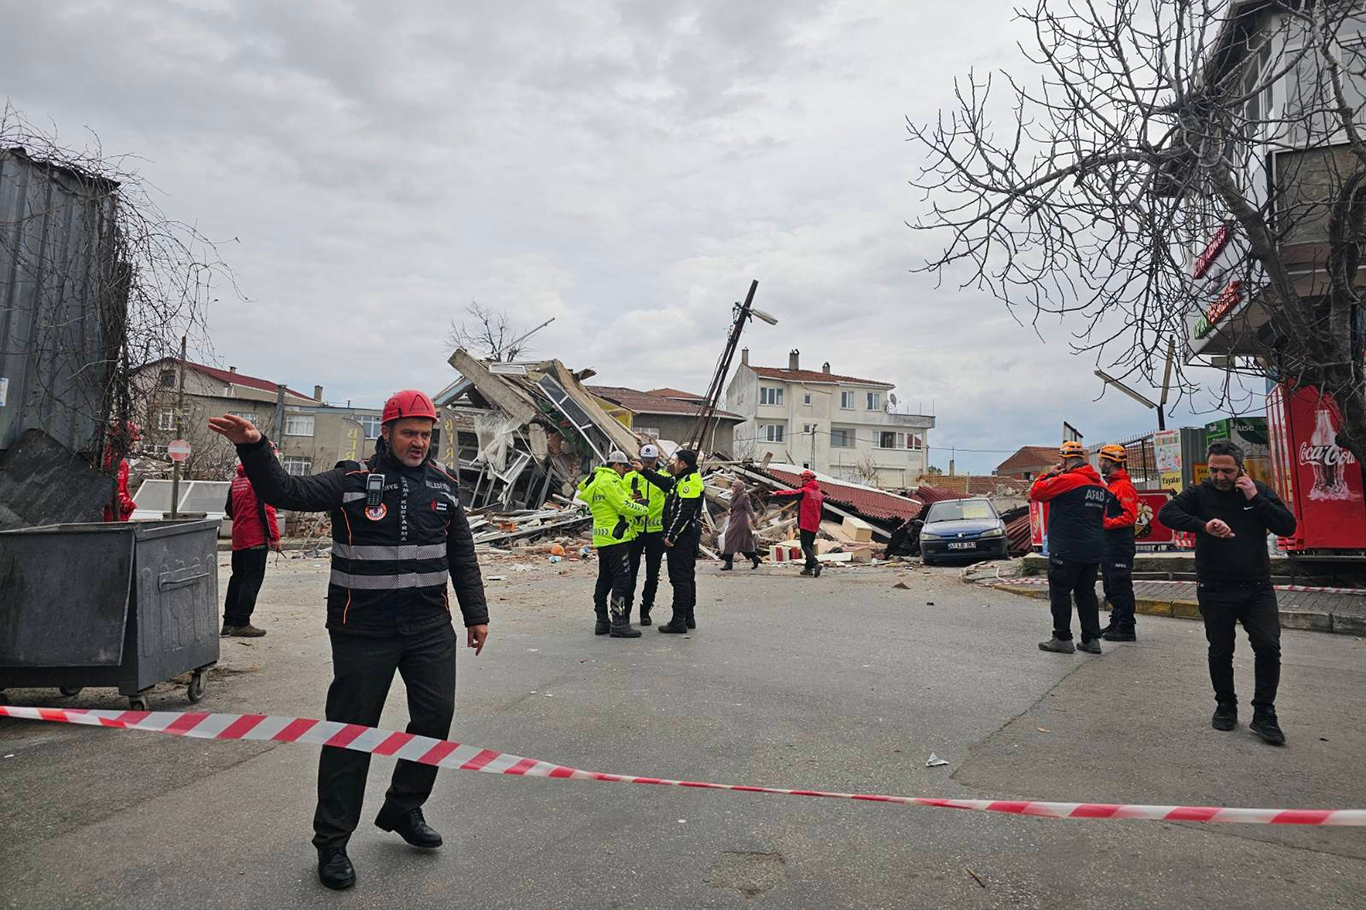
left=639, top=611, right=652, bottom=626
left=1211, top=704, right=1237, bottom=731
left=685, top=619, right=696, bottom=629
left=317, top=847, right=356, bottom=890
left=1076, top=639, right=1102, bottom=655
left=375, top=807, right=443, bottom=848
left=1102, top=629, right=1136, bottom=642
left=1250, top=709, right=1286, bottom=745
left=658, top=622, right=688, bottom=634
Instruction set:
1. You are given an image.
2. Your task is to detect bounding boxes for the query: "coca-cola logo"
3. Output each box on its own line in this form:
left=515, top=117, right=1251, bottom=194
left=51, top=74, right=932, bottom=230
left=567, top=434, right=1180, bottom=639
left=1299, top=442, right=1358, bottom=466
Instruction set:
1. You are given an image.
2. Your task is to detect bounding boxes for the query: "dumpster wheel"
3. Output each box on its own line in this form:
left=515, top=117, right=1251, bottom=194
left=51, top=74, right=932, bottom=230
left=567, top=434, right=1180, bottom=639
left=59, top=687, right=83, bottom=697
left=187, top=669, right=207, bottom=704
left=128, top=694, right=150, bottom=712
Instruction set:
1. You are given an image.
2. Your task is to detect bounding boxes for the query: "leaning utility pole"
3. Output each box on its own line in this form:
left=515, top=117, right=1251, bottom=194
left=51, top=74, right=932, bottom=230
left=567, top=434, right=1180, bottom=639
left=687, top=280, right=777, bottom=454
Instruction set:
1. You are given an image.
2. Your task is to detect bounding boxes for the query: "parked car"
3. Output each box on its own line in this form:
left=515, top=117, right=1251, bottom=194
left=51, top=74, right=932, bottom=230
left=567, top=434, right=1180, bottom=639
left=918, top=498, right=1009, bottom=565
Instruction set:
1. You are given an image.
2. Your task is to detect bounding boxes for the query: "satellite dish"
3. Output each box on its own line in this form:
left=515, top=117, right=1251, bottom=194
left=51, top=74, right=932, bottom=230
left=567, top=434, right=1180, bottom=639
left=889, top=393, right=898, bottom=407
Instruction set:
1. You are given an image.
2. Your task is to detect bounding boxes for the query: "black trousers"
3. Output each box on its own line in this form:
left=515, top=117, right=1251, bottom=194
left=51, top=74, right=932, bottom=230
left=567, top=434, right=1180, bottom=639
left=665, top=532, right=700, bottom=626
left=593, top=543, right=634, bottom=622
left=312, top=624, right=457, bottom=850
left=1196, top=585, right=1281, bottom=710
left=799, top=529, right=819, bottom=571
left=223, top=547, right=268, bottom=626
left=1046, top=556, right=1102, bottom=642
left=1101, top=547, right=1136, bottom=632
left=627, top=531, right=666, bottom=616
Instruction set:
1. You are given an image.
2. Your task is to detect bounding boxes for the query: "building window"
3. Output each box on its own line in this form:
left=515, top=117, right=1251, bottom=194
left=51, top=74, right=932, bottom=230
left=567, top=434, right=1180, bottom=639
left=878, top=431, right=899, bottom=449
left=159, top=369, right=176, bottom=388
left=840, top=391, right=854, bottom=409
left=802, top=423, right=817, bottom=435
left=157, top=409, right=176, bottom=431
left=635, top=426, right=661, bottom=439
left=228, top=411, right=259, bottom=426
left=284, top=415, right=315, bottom=437
left=762, top=424, right=784, bottom=443
left=867, top=392, right=881, bottom=410
left=360, top=415, right=381, bottom=439
left=908, top=434, right=924, bottom=450
left=760, top=386, right=784, bottom=406
left=803, top=393, right=812, bottom=405
left=145, top=444, right=169, bottom=457
left=830, top=428, right=853, bottom=448
left=282, top=455, right=312, bottom=476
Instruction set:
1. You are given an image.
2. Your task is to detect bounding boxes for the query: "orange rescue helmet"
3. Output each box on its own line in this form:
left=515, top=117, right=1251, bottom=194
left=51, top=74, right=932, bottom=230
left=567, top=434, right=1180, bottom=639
left=1058, top=440, right=1087, bottom=459
left=1098, top=444, right=1128, bottom=464
left=382, top=389, right=438, bottom=425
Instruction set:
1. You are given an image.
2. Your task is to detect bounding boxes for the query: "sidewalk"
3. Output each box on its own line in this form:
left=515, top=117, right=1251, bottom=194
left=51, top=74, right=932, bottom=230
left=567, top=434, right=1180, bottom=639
left=991, top=577, right=1366, bottom=636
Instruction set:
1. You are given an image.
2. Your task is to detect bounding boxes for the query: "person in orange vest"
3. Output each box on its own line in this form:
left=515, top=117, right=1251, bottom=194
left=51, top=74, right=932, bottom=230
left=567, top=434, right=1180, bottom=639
left=1029, top=441, right=1109, bottom=655
left=1098, top=444, right=1140, bottom=642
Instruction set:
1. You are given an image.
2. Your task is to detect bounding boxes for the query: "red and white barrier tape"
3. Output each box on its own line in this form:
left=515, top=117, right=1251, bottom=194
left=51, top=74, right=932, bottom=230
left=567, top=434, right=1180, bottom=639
left=3, top=705, right=1362, bottom=826
left=998, top=577, right=1366, bottom=596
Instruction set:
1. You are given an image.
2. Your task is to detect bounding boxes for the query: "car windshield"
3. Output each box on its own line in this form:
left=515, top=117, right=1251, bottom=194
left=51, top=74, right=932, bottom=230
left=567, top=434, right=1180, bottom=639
left=926, top=500, right=997, bottom=523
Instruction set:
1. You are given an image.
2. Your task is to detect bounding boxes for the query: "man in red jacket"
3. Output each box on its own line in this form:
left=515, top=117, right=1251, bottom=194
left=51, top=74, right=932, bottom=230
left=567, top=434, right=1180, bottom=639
left=1029, top=441, right=1109, bottom=654
left=1098, top=444, right=1140, bottom=642
left=101, top=421, right=140, bottom=522
left=222, top=461, right=282, bottom=637
left=772, top=470, right=825, bottom=577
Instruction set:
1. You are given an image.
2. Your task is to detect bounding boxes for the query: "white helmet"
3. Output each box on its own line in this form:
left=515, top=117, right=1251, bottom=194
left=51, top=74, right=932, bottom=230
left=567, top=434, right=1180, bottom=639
left=607, top=450, right=630, bottom=465
left=639, top=444, right=660, bottom=459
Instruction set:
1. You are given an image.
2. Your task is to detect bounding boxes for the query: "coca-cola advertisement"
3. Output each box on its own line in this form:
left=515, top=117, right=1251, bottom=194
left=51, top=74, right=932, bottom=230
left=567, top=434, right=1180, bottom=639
left=1030, top=493, right=1175, bottom=551
left=1268, top=383, right=1366, bottom=550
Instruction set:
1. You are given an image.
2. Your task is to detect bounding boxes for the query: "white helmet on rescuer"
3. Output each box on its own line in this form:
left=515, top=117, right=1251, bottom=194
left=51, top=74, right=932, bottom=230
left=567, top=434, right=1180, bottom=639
left=607, top=450, right=630, bottom=465
left=639, top=444, right=659, bottom=460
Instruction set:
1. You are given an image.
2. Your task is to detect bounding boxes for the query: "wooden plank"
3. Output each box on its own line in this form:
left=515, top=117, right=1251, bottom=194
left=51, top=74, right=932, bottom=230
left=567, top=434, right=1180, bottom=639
left=449, top=349, right=539, bottom=425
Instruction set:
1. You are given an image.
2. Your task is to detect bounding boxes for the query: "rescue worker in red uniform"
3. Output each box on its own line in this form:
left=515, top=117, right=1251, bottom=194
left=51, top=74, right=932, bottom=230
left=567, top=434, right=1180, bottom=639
left=221, top=461, right=281, bottom=637
left=209, top=390, right=489, bottom=892
left=1030, top=441, right=1109, bottom=655
left=1098, top=444, right=1140, bottom=642
left=101, top=421, right=140, bottom=522
left=772, top=470, right=825, bottom=576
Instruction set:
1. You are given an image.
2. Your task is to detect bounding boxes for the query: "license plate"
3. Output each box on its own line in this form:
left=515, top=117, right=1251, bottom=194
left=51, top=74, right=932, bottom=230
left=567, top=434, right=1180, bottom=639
left=947, top=541, right=977, bottom=550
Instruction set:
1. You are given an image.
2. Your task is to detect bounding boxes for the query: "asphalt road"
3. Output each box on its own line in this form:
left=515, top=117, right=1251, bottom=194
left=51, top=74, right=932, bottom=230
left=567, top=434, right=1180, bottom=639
left=2, top=553, right=1364, bottom=909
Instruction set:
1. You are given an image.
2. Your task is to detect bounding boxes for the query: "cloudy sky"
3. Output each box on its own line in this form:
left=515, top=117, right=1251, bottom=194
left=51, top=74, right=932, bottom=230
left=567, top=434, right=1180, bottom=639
left=3, top=0, right=1243, bottom=473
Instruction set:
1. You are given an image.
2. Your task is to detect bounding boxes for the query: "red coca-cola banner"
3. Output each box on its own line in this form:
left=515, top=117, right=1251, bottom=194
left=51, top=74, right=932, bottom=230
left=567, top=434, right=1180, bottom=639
left=1268, top=384, right=1366, bottom=550
left=1029, top=491, right=1175, bottom=551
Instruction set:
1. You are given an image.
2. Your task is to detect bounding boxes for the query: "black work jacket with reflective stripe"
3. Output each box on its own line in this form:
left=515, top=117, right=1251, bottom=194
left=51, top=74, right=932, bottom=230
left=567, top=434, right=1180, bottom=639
left=236, top=436, right=489, bottom=636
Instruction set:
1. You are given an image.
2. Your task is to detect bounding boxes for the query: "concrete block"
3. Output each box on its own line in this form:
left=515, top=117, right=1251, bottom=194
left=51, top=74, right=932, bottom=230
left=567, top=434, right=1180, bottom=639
left=1280, top=608, right=1333, bottom=633
left=1331, top=600, right=1366, bottom=636
left=841, top=515, right=875, bottom=542
left=1170, top=599, right=1201, bottom=620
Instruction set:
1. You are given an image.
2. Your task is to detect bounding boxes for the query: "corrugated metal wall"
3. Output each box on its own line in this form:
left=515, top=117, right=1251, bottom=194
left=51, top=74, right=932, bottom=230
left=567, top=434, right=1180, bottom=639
left=0, top=148, right=124, bottom=456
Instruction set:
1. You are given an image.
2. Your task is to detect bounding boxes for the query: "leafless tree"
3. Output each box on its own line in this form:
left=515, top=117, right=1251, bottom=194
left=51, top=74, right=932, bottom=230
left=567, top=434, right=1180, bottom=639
left=908, top=1, right=1366, bottom=461
left=445, top=300, right=536, bottom=362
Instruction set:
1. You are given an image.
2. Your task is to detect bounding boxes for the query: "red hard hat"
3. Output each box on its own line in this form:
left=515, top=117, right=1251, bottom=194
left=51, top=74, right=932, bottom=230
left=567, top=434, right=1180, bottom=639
left=382, top=389, right=438, bottom=425
left=800, top=469, right=816, bottom=481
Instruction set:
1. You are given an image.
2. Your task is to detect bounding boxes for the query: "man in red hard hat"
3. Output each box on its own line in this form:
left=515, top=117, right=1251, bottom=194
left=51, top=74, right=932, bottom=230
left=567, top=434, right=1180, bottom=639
left=772, top=469, right=825, bottom=577
left=210, top=389, right=489, bottom=892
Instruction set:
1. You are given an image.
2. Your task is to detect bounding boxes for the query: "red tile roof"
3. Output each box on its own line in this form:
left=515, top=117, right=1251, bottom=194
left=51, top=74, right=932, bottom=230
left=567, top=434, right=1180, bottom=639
left=763, top=468, right=921, bottom=522
left=147, top=357, right=314, bottom=401
left=995, top=446, right=1058, bottom=474
left=647, top=387, right=704, bottom=401
left=750, top=366, right=891, bottom=387
left=589, top=385, right=742, bottom=420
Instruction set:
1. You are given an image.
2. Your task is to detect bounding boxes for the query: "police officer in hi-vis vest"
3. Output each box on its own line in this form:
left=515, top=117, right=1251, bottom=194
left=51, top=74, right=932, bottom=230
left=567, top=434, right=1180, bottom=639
left=210, top=390, right=489, bottom=892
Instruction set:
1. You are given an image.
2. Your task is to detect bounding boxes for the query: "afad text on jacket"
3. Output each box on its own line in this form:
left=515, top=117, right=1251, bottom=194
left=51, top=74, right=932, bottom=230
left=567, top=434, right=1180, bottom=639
left=1030, top=464, right=1110, bottom=563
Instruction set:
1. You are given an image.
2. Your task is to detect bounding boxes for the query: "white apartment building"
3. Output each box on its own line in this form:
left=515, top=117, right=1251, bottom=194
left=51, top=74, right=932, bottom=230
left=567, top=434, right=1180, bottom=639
left=725, top=349, right=935, bottom=488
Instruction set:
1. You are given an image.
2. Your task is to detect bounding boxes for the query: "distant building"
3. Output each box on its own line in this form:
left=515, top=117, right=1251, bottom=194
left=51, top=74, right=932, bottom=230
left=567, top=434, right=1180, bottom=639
left=588, top=385, right=743, bottom=455
left=994, top=446, right=1058, bottom=482
left=724, top=349, right=935, bottom=488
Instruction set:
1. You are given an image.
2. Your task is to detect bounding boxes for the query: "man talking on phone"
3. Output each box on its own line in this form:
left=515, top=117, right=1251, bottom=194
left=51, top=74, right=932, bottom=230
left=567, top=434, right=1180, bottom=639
left=1159, top=441, right=1296, bottom=745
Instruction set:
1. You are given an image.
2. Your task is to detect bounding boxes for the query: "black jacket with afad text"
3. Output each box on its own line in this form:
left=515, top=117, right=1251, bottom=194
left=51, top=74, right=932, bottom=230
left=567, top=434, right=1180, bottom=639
left=1158, top=479, right=1297, bottom=587
left=236, top=435, right=488, bottom=636
left=1029, top=464, right=1110, bottom=564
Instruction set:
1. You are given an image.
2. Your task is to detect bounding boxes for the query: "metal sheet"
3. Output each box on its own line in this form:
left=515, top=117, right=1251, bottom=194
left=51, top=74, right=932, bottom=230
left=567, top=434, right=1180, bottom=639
left=0, top=148, right=124, bottom=456
left=0, top=428, right=113, bottom=530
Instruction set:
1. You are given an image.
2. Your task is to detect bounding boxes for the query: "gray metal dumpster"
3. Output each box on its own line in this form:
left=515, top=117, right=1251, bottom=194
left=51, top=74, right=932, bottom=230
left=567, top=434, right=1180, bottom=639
left=0, top=519, right=220, bottom=710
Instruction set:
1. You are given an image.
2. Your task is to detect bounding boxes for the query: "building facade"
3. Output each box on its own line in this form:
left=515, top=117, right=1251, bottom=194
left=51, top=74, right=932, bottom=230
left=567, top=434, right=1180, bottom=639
left=724, top=349, right=935, bottom=488
left=587, top=385, right=744, bottom=455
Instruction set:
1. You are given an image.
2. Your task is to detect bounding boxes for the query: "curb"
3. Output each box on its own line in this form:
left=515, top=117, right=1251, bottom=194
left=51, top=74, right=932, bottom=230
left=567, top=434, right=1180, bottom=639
left=989, top=584, right=1366, bottom=637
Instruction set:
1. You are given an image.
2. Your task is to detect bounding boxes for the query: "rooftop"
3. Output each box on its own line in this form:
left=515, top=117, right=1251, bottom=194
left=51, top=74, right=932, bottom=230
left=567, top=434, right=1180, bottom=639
left=762, top=465, right=921, bottom=522
left=588, top=385, right=742, bottom=420
left=995, top=446, right=1058, bottom=474
left=750, top=366, right=892, bottom=388
left=142, top=357, right=314, bottom=401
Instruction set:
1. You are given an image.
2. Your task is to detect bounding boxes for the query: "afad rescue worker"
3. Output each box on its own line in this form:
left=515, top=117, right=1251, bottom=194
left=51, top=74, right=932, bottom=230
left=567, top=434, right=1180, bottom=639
left=1097, top=444, right=1139, bottom=642
left=1030, top=441, right=1109, bottom=655
left=209, top=390, right=489, bottom=892
left=623, top=443, right=667, bottom=626
left=576, top=450, right=650, bottom=638
left=636, top=448, right=705, bottom=632
left=772, top=470, right=825, bottom=577
left=1159, top=441, right=1297, bottom=745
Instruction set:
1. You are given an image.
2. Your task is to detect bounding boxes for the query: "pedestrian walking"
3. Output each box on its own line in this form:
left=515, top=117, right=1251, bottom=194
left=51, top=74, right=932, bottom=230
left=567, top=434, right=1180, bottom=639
left=221, top=461, right=281, bottom=637
left=719, top=479, right=761, bottom=570
left=208, top=390, right=489, bottom=892
left=771, top=470, right=825, bottom=576
left=1030, top=441, right=1109, bottom=655
left=1159, top=441, right=1297, bottom=745
left=1098, top=444, right=1139, bottom=642
left=623, top=443, right=667, bottom=625
left=636, top=448, right=705, bottom=632
left=577, top=450, right=650, bottom=638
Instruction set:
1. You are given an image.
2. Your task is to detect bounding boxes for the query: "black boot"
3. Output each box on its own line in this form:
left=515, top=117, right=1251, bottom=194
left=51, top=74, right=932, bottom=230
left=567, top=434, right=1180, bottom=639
left=720, top=556, right=733, bottom=570
left=609, top=596, right=642, bottom=638
left=750, top=553, right=761, bottom=569
left=1102, top=627, right=1136, bottom=642
left=317, top=847, right=356, bottom=890
left=375, top=806, right=443, bottom=848
left=1211, top=702, right=1237, bottom=731
left=594, top=603, right=609, bottom=635
left=639, top=606, right=652, bottom=626
left=1250, top=708, right=1286, bottom=745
